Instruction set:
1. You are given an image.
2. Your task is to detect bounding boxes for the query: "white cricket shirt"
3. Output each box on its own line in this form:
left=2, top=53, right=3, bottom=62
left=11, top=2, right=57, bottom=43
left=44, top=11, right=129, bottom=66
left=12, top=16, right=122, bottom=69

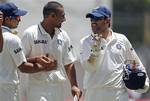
left=21, top=24, right=76, bottom=84
left=0, top=26, right=27, bottom=85
left=80, top=30, right=149, bottom=92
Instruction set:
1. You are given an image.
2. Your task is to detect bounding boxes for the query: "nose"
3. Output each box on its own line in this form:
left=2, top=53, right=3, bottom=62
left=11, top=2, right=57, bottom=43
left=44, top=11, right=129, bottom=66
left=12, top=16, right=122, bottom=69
left=16, top=16, right=21, bottom=21
left=63, top=16, right=66, bottom=22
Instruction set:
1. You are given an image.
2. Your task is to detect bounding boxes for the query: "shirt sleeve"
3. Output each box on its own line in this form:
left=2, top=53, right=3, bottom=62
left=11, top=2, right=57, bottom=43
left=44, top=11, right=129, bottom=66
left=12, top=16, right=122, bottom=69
left=124, top=36, right=143, bottom=66
left=62, top=32, right=77, bottom=65
left=7, top=36, right=27, bottom=67
left=21, top=30, right=32, bottom=57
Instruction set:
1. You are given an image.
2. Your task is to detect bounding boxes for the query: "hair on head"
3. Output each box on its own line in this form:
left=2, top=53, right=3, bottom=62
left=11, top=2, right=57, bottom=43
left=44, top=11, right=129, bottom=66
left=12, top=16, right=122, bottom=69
left=43, top=1, right=63, bottom=18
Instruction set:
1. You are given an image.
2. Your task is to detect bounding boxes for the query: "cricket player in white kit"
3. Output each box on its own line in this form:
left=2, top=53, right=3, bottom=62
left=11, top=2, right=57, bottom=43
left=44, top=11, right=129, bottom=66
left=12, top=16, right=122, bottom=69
left=79, top=6, right=149, bottom=101
left=21, top=1, right=81, bottom=101
left=0, top=3, right=60, bottom=101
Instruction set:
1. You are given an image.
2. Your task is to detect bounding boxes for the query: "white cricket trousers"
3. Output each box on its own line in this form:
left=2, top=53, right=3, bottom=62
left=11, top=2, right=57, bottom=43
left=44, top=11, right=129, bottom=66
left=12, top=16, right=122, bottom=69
left=0, top=83, right=19, bottom=101
left=85, top=87, right=129, bottom=101
left=26, top=82, right=65, bottom=101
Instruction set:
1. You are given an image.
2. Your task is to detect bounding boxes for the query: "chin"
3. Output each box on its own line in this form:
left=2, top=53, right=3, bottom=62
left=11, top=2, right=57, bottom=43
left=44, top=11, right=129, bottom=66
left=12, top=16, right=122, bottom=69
left=57, top=25, right=61, bottom=28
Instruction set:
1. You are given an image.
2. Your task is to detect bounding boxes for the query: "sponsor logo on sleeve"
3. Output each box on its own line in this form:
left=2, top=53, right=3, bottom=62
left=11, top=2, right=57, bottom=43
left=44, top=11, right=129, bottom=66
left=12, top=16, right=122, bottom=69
left=14, top=47, right=22, bottom=54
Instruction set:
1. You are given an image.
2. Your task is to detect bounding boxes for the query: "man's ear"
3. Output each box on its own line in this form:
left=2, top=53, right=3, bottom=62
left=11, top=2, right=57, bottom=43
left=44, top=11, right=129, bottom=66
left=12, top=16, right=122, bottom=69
left=51, top=12, right=56, bottom=18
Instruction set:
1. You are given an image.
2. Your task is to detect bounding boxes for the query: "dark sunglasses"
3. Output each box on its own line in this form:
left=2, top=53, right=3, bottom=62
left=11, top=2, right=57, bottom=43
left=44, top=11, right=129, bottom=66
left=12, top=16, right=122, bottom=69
left=90, top=17, right=105, bottom=21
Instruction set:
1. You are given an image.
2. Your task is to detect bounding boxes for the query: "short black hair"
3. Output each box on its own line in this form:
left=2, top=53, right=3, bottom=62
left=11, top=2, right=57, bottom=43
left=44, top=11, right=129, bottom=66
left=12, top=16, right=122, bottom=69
left=43, top=1, right=63, bottom=18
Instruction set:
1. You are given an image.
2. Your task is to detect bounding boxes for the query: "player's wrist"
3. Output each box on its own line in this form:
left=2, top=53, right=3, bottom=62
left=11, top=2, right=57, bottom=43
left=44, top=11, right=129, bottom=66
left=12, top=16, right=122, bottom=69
left=33, top=63, right=45, bottom=71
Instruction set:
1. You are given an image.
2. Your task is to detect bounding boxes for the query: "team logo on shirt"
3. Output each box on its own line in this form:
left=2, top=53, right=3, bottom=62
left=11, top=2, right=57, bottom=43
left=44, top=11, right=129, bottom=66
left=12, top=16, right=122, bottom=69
left=116, top=43, right=122, bottom=50
left=14, top=47, right=22, bottom=54
left=57, top=39, right=62, bottom=45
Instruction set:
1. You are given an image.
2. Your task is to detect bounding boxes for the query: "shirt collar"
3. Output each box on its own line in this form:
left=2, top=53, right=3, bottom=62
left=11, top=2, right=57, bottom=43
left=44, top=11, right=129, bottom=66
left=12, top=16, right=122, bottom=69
left=38, top=23, right=61, bottom=36
left=2, top=26, right=12, bottom=33
left=110, top=29, right=116, bottom=41
left=108, top=29, right=118, bottom=45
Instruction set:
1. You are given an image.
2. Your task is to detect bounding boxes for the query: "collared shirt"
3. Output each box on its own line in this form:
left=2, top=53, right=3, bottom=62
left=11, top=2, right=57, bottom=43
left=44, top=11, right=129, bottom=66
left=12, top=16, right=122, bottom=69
left=0, top=26, right=26, bottom=85
left=21, top=23, right=76, bottom=83
left=80, top=30, right=148, bottom=90
left=2, top=26, right=12, bottom=33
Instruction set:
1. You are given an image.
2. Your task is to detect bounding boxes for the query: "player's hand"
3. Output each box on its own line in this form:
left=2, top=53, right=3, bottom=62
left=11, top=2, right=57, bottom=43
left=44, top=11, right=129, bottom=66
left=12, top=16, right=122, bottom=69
left=92, top=34, right=102, bottom=45
left=90, top=34, right=101, bottom=59
left=88, top=53, right=98, bottom=63
left=0, top=11, right=3, bottom=26
left=36, top=55, right=57, bottom=71
left=71, top=86, right=82, bottom=101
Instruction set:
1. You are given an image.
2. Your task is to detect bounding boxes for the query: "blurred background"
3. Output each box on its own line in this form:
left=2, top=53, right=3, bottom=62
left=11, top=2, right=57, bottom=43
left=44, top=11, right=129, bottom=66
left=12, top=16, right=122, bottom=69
left=0, top=0, right=150, bottom=101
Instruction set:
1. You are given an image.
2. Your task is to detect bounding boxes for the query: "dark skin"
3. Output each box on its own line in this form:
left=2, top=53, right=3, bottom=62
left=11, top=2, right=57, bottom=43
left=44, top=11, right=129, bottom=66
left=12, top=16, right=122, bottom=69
left=41, top=7, right=66, bottom=38
left=0, top=11, right=3, bottom=52
left=19, top=55, right=57, bottom=73
left=41, top=7, right=82, bottom=99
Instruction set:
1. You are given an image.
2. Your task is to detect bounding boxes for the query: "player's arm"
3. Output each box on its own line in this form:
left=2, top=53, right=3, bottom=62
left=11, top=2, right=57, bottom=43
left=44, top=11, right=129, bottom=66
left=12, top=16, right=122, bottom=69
left=124, top=35, right=149, bottom=93
left=63, top=32, right=82, bottom=99
left=18, top=56, right=57, bottom=73
left=64, top=63, right=82, bottom=99
left=18, top=62, right=44, bottom=73
left=0, top=11, right=3, bottom=33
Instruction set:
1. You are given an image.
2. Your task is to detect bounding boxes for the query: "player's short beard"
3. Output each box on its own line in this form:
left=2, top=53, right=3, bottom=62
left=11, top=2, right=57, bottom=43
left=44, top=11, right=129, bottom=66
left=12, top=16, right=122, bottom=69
left=56, top=23, right=62, bottom=28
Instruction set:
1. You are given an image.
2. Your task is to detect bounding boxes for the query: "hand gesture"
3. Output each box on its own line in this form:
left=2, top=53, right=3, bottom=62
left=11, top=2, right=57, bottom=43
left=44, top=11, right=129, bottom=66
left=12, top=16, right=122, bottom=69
left=91, top=34, right=102, bottom=54
left=71, top=86, right=82, bottom=101
left=36, top=55, right=57, bottom=71
left=92, top=34, right=102, bottom=45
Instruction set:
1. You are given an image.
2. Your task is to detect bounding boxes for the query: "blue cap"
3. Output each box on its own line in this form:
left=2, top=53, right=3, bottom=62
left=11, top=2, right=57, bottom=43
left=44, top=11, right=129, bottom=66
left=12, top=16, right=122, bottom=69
left=0, top=2, right=27, bottom=17
left=86, top=6, right=111, bottom=18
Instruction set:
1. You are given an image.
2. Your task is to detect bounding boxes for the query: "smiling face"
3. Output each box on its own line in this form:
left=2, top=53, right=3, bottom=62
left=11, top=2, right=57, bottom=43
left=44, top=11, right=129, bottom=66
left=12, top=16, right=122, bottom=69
left=54, top=7, right=66, bottom=28
left=90, top=16, right=110, bottom=34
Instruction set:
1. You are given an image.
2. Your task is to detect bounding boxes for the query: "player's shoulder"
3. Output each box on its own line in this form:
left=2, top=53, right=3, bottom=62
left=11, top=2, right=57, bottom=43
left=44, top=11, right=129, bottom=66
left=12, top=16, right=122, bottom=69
left=58, top=28, right=68, bottom=36
left=80, top=34, right=91, bottom=44
left=24, top=24, right=38, bottom=33
left=22, top=24, right=38, bottom=39
left=57, top=28, right=70, bottom=40
left=4, top=32, right=21, bottom=45
left=113, top=32, right=128, bottom=41
left=4, top=32, right=20, bottom=40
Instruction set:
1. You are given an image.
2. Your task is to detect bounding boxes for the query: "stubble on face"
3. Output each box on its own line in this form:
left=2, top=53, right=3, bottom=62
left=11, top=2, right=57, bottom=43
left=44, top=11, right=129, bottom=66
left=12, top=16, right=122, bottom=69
left=55, top=7, right=65, bottom=29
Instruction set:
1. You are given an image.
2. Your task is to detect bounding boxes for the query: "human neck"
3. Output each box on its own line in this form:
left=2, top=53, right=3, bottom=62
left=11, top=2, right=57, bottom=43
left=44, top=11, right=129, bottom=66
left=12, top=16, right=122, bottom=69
left=99, top=29, right=112, bottom=42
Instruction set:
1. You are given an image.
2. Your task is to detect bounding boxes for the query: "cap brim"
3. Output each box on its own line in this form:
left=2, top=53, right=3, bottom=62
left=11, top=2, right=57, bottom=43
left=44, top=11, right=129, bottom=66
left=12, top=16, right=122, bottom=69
left=86, top=12, right=104, bottom=18
left=15, top=9, right=27, bottom=16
